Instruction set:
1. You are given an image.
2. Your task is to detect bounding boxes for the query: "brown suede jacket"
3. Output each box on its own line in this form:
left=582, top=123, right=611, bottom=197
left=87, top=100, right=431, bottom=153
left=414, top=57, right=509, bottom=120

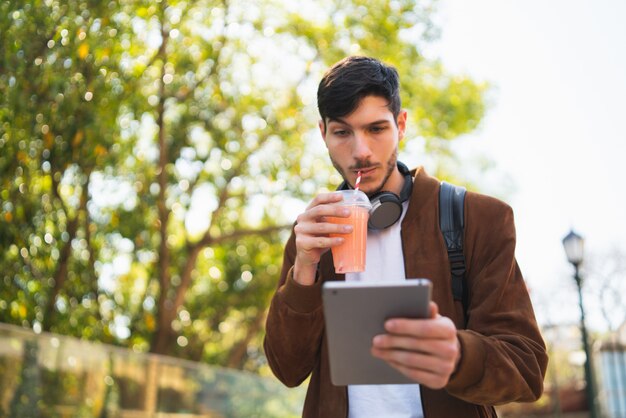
left=264, top=167, right=548, bottom=418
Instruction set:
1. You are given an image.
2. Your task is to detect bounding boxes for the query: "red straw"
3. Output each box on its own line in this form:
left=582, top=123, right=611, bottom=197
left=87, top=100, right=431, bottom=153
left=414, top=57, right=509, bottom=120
left=355, top=171, right=362, bottom=191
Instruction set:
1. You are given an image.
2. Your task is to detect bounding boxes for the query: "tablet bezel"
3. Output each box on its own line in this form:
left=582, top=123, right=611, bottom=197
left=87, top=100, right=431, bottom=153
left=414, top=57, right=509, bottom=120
left=322, top=279, right=432, bottom=386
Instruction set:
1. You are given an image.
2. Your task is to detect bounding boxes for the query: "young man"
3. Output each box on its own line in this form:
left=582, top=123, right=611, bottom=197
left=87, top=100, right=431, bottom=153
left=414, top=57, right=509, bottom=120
left=264, top=56, right=548, bottom=418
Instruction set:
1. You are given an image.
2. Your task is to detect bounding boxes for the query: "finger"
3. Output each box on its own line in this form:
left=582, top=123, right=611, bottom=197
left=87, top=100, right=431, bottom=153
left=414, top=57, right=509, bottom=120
left=294, top=220, right=353, bottom=236
left=373, top=355, right=452, bottom=389
left=297, top=204, right=351, bottom=225
left=372, top=334, right=459, bottom=363
left=306, top=192, right=344, bottom=210
left=384, top=316, right=457, bottom=340
left=429, top=301, right=439, bottom=318
left=295, top=235, right=345, bottom=251
left=371, top=346, right=456, bottom=377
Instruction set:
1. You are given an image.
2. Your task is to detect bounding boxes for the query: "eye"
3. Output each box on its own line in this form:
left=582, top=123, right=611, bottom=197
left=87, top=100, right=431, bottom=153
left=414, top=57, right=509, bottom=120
left=333, top=129, right=350, bottom=137
left=370, top=125, right=386, bottom=133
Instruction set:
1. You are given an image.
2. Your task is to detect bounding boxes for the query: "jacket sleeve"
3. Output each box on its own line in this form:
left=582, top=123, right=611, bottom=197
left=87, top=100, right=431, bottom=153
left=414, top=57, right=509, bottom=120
left=445, top=194, right=548, bottom=404
left=263, top=229, right=325, bottom=387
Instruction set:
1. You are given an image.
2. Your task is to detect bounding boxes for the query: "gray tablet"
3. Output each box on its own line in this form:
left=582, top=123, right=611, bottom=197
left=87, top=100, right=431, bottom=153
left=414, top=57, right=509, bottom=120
left=322, top=279, right=432, bottom=386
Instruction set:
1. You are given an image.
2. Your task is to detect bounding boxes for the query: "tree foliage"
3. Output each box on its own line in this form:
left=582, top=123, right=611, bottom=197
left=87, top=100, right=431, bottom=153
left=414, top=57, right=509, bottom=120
left=0, top=0, right=486, bottom=370
left=586, top=247, right=626, bottom=333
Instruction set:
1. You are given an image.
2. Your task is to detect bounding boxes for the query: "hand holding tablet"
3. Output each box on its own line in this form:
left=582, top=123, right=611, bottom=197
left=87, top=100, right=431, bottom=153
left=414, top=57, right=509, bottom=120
left=369, top=297, right=461, bottom=389
left=322, top=279, right=434, bottom=385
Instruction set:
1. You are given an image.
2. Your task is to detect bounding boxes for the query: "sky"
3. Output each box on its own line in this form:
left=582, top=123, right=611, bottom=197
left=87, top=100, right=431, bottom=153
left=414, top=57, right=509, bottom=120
left=423, top=0, right=626, bottom=331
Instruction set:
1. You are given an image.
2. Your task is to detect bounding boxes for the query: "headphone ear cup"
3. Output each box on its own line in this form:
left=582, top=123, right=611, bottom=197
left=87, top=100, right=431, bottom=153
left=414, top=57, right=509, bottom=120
left=338, top=161, right=412, bottom=229
left=368, top=192, right=402, bottom=230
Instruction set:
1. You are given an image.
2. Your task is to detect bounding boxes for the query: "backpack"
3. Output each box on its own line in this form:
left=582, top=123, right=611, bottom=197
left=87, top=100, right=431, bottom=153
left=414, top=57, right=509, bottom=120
left=439, top=182, right=468, bottom=327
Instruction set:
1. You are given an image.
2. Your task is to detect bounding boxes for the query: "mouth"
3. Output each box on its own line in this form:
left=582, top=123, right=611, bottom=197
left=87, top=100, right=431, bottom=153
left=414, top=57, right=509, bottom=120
left=353, top=166, right=377, bottom=177
left=351, top=166, right=377, bottom=186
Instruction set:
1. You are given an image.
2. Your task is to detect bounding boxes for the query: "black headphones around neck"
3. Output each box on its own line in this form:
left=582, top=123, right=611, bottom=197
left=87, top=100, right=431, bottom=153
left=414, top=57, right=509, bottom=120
left=338, top=161, right=413, bottom=230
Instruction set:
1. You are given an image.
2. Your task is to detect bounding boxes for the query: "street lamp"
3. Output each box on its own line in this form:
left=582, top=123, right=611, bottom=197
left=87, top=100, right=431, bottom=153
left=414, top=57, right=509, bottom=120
left=562, top=230, right=597, bottom=418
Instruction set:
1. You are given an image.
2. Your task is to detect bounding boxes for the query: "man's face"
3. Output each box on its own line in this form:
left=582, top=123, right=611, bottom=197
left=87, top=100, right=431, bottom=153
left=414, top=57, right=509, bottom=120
left=319, top=95, right=407, bottom=196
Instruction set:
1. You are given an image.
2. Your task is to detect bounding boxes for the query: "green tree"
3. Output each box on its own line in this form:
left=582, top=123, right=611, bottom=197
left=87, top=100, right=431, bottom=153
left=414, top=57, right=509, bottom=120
left=0, top=0, right=135, bottom=341
left=1, top=0, right=487, bottom=370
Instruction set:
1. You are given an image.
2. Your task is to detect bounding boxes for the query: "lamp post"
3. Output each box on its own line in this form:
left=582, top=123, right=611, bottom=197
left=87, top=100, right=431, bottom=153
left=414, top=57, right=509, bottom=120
left=562, top=230, right=597, bottom=418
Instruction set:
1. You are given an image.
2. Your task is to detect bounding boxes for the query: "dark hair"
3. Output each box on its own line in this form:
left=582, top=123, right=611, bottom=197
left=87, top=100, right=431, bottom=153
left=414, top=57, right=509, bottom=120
left=317, top=56, right=401, bottom=128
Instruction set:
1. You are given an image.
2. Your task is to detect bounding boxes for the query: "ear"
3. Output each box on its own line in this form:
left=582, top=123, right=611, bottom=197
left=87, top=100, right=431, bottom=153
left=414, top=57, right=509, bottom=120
left=397, top=110, right=407, bottom=140
left=318, top=119, right=328, bottom=144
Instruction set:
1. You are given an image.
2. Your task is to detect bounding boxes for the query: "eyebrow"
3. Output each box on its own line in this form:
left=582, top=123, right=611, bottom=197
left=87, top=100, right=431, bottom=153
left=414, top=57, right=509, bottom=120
left=327, top=118, right=391, bottom=127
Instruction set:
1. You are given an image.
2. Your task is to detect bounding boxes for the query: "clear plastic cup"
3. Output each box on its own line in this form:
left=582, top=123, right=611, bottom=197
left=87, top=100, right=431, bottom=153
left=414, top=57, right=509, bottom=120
left=327, top=190, right=372, bottom=273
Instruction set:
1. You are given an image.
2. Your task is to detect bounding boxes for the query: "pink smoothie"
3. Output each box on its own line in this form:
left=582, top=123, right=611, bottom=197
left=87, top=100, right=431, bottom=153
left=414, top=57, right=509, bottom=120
left=328, top=206, right=369, bottom=273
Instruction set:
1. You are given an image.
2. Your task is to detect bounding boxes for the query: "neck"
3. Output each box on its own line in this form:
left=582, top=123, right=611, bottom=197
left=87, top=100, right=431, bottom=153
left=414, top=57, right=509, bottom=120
left=382, top=166, right=406, bottom=196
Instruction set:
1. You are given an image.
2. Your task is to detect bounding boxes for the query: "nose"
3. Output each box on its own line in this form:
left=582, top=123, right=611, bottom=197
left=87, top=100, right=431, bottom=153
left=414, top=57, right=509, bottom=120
left=352, top=131, right=373, bottom=161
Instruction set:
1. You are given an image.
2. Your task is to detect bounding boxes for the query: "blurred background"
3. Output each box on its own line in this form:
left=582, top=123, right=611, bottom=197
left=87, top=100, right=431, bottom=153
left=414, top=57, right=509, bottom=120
left=0, top=0, right=624, bottom=417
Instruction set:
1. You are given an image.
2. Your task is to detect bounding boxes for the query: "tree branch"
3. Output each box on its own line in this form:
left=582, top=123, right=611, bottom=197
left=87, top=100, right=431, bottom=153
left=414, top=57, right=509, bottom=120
left=155, top=18, right=172, bottom=298
left=226, top=309, right=266, bottom=369
left=202, top=224, right=292, bottom=247
left=42, top=169, right=91, bottom=331
left=172, top=244, right=201, bottom=311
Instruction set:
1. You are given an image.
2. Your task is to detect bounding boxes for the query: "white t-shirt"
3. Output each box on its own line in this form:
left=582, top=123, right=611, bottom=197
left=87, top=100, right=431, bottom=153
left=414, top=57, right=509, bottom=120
left=345, top=201, right=423, bottom=418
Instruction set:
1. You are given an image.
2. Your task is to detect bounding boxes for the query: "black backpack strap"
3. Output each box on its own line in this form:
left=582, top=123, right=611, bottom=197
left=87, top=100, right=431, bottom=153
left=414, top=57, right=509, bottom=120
left=439, top=181, right=468, bottom=326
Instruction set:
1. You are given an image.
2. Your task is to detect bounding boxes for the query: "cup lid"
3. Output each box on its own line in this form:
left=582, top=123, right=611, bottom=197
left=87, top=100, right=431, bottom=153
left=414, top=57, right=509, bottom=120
left=335, top=190, right=372, bottom=209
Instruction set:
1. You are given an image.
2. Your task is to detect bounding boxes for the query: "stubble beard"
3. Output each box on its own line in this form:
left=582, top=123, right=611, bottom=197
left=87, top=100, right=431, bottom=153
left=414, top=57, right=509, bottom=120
left=331, top=148, right=398, bottom=197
